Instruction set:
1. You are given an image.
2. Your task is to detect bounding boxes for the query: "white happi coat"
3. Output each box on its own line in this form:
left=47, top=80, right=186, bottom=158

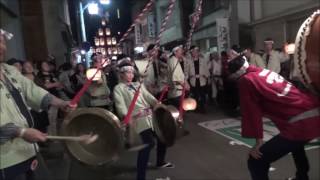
left=262, top=50, right=289, bottom=73
left=167, top=56, right=185, bottom=98
left=113, top=82, right=157, bottom=133
left=185, top=55, right=210, bottom=87
left=249, top=53, right=265, bottom=69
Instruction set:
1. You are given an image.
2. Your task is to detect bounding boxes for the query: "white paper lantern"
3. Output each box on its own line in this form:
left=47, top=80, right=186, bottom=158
left=112, top=37, right=117, bottom=45
left=105, top=28, right=111, bottom=36
left=107, top=37, right=112, bottom=45
left=182, top=98, right=197, bottom=111
left=98, top=28, right=104, bottom=36
left=86, top=68, right=102, bottom=81
left=286, top=43, right=296, bottom=55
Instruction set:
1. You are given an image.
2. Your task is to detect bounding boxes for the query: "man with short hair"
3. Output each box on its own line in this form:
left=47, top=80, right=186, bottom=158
left=6, top=58, right=23, bottom=72
left=244, top=47, right=265, bottom=68
left=185, top=46, right=209, bottom=112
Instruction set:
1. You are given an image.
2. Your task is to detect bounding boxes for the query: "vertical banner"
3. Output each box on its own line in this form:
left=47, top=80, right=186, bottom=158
left=135, top=24, right=142, bottom=44
left=216, top=18, right=230, bottom=53
left=147, top=12, right=156, bottom=38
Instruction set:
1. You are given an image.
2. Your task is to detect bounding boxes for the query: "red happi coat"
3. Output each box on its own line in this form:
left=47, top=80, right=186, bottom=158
left=239, top=66, right=320, bottom=141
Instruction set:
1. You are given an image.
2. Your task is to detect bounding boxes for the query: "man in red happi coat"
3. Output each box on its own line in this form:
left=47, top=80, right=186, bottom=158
left=227, top=54, right=320, bottom=180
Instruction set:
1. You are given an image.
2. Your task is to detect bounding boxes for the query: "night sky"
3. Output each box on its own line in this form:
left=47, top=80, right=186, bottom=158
left=68, top=0, right=132, bottom=47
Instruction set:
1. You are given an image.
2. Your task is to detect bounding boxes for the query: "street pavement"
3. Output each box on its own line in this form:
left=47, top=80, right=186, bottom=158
left=40, top=105, right=320, bottom=180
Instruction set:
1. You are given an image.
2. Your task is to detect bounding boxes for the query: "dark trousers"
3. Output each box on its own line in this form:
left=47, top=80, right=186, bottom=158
left=166, top=96, right=181, bottom=109
left=0, top=158, right=35, bottom=180
left=137, top=129, right=167, bottom=180
left=191, top=82, right=206, bottom=109
left=248, top=135, right=309, bottom=180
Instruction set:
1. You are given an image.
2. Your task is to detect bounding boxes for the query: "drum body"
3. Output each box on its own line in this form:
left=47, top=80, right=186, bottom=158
left=153, top=104, right=180, bottom=147
left=62, top=108, right=123, bottom=166
left=294, top=10, right=320, bottom=94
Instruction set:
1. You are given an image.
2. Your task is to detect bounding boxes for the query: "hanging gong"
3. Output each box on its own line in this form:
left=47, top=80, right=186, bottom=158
left=62, top=108, right=123, bottom=166
left=152, top=104, right=180, bottom=147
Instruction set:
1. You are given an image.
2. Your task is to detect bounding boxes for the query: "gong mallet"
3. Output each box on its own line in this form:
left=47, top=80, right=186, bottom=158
left=46, top=134, right=99, bottom=145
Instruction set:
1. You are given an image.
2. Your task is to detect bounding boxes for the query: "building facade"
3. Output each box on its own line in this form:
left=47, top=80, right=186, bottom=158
left=0, top=0, right=71, bottom=65
left=249, top=0, right=320, bottom=51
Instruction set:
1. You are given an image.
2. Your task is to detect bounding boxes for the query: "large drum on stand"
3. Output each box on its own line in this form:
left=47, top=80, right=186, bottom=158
left=62, top=108, right=124, bottom=166
left=293, top=9, right=320, bottom=94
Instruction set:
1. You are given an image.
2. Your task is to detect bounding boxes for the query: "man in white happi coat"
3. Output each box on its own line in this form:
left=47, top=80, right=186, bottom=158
left=262, top=38, right=289, bottom=73
left=185, top=46, right=210, bottom=112
left=166, top=45, right=190, bottom=108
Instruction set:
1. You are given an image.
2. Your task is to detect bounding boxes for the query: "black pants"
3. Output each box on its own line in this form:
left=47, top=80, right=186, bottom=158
left=191, top=83, right=206, bottom=109
left=248, top=135, right=309, bottom=180
left=0, top=157, right=35, bottom=180
left=137, top=129, right=167, bottom=180
left=166, top=96, right=181, bottom=109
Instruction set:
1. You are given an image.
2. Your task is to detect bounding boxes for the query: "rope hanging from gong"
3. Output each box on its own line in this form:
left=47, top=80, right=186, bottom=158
left=123, top=0, right=177, bottom=125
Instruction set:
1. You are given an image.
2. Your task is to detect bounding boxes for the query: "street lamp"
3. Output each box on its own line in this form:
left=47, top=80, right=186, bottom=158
left=87, top=2, right=99, bottom=15
left=100, top=0, right=110, bottom=5
left=79, top=2, right=99, bottom=42
left=79, top=1, right=110, bottom=42
left=79, top=1, right=110, bottom=67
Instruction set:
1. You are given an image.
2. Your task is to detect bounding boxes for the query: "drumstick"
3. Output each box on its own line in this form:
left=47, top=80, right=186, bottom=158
left=46, top=134, right=99, bottom=145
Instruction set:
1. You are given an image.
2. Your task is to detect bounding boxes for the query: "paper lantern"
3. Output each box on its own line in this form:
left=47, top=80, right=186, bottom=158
left=285, top=43, right=295, bottom=55
left=101, top=19, right=106, bottom=26
left=100, top=37, right=105, bottom=46
left=94, top=37, right=100, bottom=46
left=113, top=47, right=118, bottom=55
left=182, top=98, right=197, bottom=111
left=112, top=37, right=117, bottom=45
left=98, top=28, right=104, bottom=36
left=86, top=68, right=102, bottom=81
left=107, top=37, right=112, bottom=45
left=108, top=48, right=112, bottom=55
left=105, top=28, right=111, bottom=36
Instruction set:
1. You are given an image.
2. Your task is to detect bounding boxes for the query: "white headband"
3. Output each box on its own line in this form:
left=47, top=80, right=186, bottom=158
left=0, top=29, right=13, bottom=40
left=117, top=57, right=131, bottom=65
left=264, top=40, right=274, bottom=44
left=173, top=45, right=183, bottom=52
left=120, top=66, right=134, bottom=73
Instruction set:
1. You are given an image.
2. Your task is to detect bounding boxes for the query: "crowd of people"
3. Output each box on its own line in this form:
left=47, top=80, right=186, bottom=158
left=3, top=36, right=293, bottom=133
left=1, top=24, right=319, bottom=180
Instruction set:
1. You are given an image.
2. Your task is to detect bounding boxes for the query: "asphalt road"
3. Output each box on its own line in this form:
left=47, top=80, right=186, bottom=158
left=40, top=105, right=320, bottom=180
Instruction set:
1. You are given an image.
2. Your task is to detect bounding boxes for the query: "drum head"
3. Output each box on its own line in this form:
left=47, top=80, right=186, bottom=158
left=62, top=108, right=123, bottom=166
left=294, top=10, right=320, bottom=94
left=153, top=104, right=179, bottom=147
